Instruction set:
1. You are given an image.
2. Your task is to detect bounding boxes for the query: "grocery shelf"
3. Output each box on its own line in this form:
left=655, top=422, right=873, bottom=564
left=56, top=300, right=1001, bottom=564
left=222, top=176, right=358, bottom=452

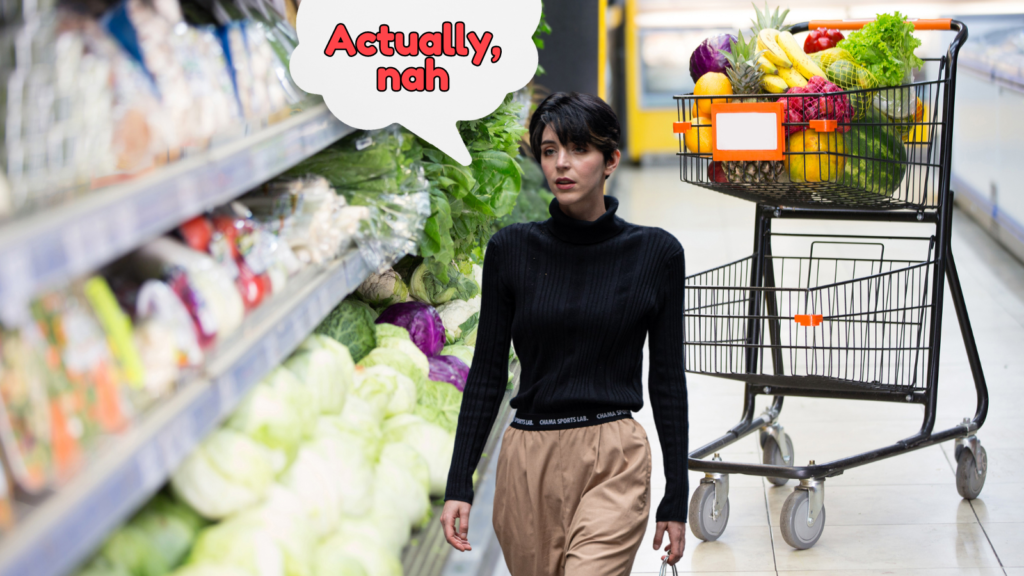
left=0, top=249, right=374, bottom=576
left=0, top=103, right=353, bottom=324
left=403, top=363, right=521, bottom=576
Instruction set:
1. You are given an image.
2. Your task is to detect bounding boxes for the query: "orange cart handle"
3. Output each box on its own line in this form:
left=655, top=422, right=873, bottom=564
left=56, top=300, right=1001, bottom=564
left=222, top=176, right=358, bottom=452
left=806, top=18, right=953, bottom=31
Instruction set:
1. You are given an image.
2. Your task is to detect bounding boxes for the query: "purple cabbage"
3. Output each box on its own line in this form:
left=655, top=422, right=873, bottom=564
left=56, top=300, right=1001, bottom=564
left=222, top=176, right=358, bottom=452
left=376, top=301, right=445, bottom=356
left=689, top=34, right=737, bottom=83
left=428, top=355, right=470, bottom=392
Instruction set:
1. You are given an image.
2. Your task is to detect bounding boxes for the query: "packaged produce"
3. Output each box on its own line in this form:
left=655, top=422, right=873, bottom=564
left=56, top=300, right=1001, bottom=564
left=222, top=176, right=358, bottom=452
left=32, top=281, right=132, bottom=439
left=131, top=279, right=204, bottom=371
left=128, top=237, right=245, bottom=343
left=315, top=298, right=378, bottom=362
left=0, top=325, right=63, bottom=493
left=0, top=461, right=13, bottom=531
left=375, top=301, right=445, bottom=357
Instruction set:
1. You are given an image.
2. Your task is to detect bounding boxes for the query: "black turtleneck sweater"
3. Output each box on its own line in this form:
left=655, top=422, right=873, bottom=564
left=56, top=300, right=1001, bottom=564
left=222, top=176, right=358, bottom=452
left=444, top=195, right=689, bottom=523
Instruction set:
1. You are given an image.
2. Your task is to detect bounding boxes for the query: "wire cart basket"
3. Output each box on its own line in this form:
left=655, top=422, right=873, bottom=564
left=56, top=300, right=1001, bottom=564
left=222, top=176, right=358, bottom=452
left=676, top=19, right=990, bottom=550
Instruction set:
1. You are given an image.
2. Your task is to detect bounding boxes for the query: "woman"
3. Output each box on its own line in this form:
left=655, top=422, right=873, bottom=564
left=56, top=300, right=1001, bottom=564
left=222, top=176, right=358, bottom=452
left=441, top=92, right=688, bottom=574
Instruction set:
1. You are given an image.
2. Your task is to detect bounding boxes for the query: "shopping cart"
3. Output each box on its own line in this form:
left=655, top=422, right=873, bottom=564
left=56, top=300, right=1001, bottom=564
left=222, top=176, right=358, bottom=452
left=674, top=19, right=989, bottom=549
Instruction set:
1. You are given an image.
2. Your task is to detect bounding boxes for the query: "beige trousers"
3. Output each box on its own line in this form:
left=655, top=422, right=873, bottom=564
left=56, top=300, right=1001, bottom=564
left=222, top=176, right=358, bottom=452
left=492, top=418, right=652, bottom=576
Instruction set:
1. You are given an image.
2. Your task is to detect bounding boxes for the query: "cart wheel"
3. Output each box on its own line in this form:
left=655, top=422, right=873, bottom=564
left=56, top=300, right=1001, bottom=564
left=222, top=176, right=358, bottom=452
left=688, top=483, right=730, bottom=542
left=780, top=490, right=826, bottom=550
left=956, top=445, right=987, bottom=500
left=763, top=434, right=795, bottom=486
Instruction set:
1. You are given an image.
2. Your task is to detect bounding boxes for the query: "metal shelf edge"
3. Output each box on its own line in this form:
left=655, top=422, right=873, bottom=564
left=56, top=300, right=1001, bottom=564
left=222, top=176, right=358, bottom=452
left=0, top=104, right=354, bottom=324
left=0, top=249, right=372, bottom=576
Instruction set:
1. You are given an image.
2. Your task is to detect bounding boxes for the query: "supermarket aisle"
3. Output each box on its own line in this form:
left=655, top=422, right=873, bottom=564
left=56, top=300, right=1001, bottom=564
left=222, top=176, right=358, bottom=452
left=491, top=164, right=1024, bottom=576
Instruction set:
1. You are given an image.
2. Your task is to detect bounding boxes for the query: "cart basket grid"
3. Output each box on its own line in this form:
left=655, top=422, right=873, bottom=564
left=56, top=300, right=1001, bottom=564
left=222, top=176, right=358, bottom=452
left=685, top=238, right=936, bottom=394
left=676, top=56, right=949, bottom=210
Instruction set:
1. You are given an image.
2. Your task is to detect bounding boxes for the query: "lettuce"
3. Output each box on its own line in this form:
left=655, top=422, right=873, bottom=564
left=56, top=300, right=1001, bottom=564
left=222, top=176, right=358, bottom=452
left=383, top=414, right=455, bottom=496
left=413, top=380, right=463, bottom=433
left=170, top=429, right=275, bottom=520
left=837, top=12, right=923, bottom=87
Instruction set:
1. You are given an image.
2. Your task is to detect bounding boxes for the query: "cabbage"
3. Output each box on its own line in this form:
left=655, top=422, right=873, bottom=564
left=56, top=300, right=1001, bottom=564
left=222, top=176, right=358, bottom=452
left=187, top=516, right=286, bottom=576
left=356, top=269, right=409, bottom=308
left=130, top=494, right=206, bottom=569
left=97, top=526, right=168, bottom=576
left=383, top=414, right=455, bottom=496
left=315, top=527, right=401, bottom=576
left=298, top=334, right=355, bottom=413
left=357, top=347, right=425, bottom=390
left=226, top=368, right=308, bottom=473
left=374, top=442, right=431, bottom=530
left=285, top=348, right=341, bottom=416
left=374, top=323, right=410, bottom=341
left=315, top=298, right=378, bottom=362
left=689, top=33, right=736, bottom=82
left=78, top=558, right=133, bottom=576
left=408, top=262, right=480, bottom=307
left=413, top=380, right=463, bottom=433
left=353, top=364, right=416, bottom=418
left=377, top=337, right=430, bottom=381
left=375, top=302, right=445, bottom=356
left=440, top=345, right=474, bottom=368
left=170, top=429, right=275, bottom=520
left=436, top=300, right=480, bottom=344
left=336, top=508, right=409, bottom=559
left=428, top=355, right=469, bottom=392
left=280, top=437, right=373, bottom=536
left=188, top=486, right=314, bottom=576
left=315, top=397, right=384, bottom=462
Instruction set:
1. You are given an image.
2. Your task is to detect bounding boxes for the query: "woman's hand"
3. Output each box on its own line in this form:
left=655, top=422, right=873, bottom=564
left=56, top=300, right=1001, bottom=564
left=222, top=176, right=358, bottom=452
left=653, top=521, right=686, bottom=565
left=441, top=500, right=473, bottom=552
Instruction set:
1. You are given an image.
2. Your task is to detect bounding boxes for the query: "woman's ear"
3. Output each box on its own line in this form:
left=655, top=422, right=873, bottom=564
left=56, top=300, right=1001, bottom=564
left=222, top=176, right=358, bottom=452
left=604, top=149, right=622, bottom=180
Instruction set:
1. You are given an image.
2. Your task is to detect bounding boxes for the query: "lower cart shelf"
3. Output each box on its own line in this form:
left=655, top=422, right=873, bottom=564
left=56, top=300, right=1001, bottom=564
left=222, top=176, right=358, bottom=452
left=0, top=250, right=374, bottom=576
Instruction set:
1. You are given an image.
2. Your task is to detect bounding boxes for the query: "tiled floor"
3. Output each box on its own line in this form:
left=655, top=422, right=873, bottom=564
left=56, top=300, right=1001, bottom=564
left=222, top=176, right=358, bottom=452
left=492, top=165, right=1024, bottom=576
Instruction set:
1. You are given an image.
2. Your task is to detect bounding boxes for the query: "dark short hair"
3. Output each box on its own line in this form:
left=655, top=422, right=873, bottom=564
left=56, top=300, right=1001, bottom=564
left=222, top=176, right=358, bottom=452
left=529, top=92, right=620, bottom=164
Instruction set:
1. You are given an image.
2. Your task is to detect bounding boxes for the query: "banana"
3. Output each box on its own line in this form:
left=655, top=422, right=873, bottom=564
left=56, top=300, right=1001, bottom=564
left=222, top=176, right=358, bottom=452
left=761, top=74, right=789, bottom=93
left=757, top=29, right=792, bottom=69
left=778, top=66, right=808, bottom=88
left=776, top=31, right=829, bottom=80
left=757, top=56, right=778, bottom=75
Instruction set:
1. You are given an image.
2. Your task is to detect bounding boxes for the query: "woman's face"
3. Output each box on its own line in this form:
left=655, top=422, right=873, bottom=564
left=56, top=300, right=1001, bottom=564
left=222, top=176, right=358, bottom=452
left=538, top=125, right=619, bottom=208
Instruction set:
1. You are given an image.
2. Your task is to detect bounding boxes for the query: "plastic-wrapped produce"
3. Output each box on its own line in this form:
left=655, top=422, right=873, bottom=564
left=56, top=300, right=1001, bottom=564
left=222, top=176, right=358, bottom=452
left=127, top=237, right=245, bottom=342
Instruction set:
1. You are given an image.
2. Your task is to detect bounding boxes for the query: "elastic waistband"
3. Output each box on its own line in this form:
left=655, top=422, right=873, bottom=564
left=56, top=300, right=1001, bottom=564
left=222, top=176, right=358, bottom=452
left=509, top=408, right=633, bottom=431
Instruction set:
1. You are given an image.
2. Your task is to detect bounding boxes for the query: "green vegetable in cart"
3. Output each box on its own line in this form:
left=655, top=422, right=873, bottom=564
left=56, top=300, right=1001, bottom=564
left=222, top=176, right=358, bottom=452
left=838, top=119, right=908, bottom=197
left=356, top=269, right=409, bottom=308
left=836, top=12, right=923, bottom=87
left=315, top=298, right=378, bottom=362
left=170, top=429, right=275, bottom=520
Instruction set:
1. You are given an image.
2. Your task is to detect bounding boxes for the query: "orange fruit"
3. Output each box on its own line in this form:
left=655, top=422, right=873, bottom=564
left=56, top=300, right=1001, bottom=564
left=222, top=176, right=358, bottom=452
left=681, top=103, right=699, bottom=121
left=684, top=116, right=714, bottom=155
left=786, top=129, right=845, bottom=182
left=694, top=72, right=733, bottom=116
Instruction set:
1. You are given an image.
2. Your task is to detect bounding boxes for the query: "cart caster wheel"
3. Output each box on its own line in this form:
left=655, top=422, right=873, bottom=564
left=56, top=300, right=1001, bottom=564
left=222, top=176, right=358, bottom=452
left=689, top=482, right=730, bottom=542
left=763, top=434, right=795, bottom=486
left=956, top=444, right=987, bottom=500
left=780, top=489, right=826, bottom=550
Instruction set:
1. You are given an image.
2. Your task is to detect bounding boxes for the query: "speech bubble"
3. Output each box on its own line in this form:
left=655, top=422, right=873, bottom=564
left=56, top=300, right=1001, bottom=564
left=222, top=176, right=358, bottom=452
left=289, top=0, right=541, bottom=166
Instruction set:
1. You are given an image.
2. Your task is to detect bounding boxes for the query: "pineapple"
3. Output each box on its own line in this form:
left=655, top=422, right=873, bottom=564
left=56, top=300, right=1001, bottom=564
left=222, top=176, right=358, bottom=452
left=750, top=2, right=791, bottom=35
left=720, top=31, right=786, bottom=184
